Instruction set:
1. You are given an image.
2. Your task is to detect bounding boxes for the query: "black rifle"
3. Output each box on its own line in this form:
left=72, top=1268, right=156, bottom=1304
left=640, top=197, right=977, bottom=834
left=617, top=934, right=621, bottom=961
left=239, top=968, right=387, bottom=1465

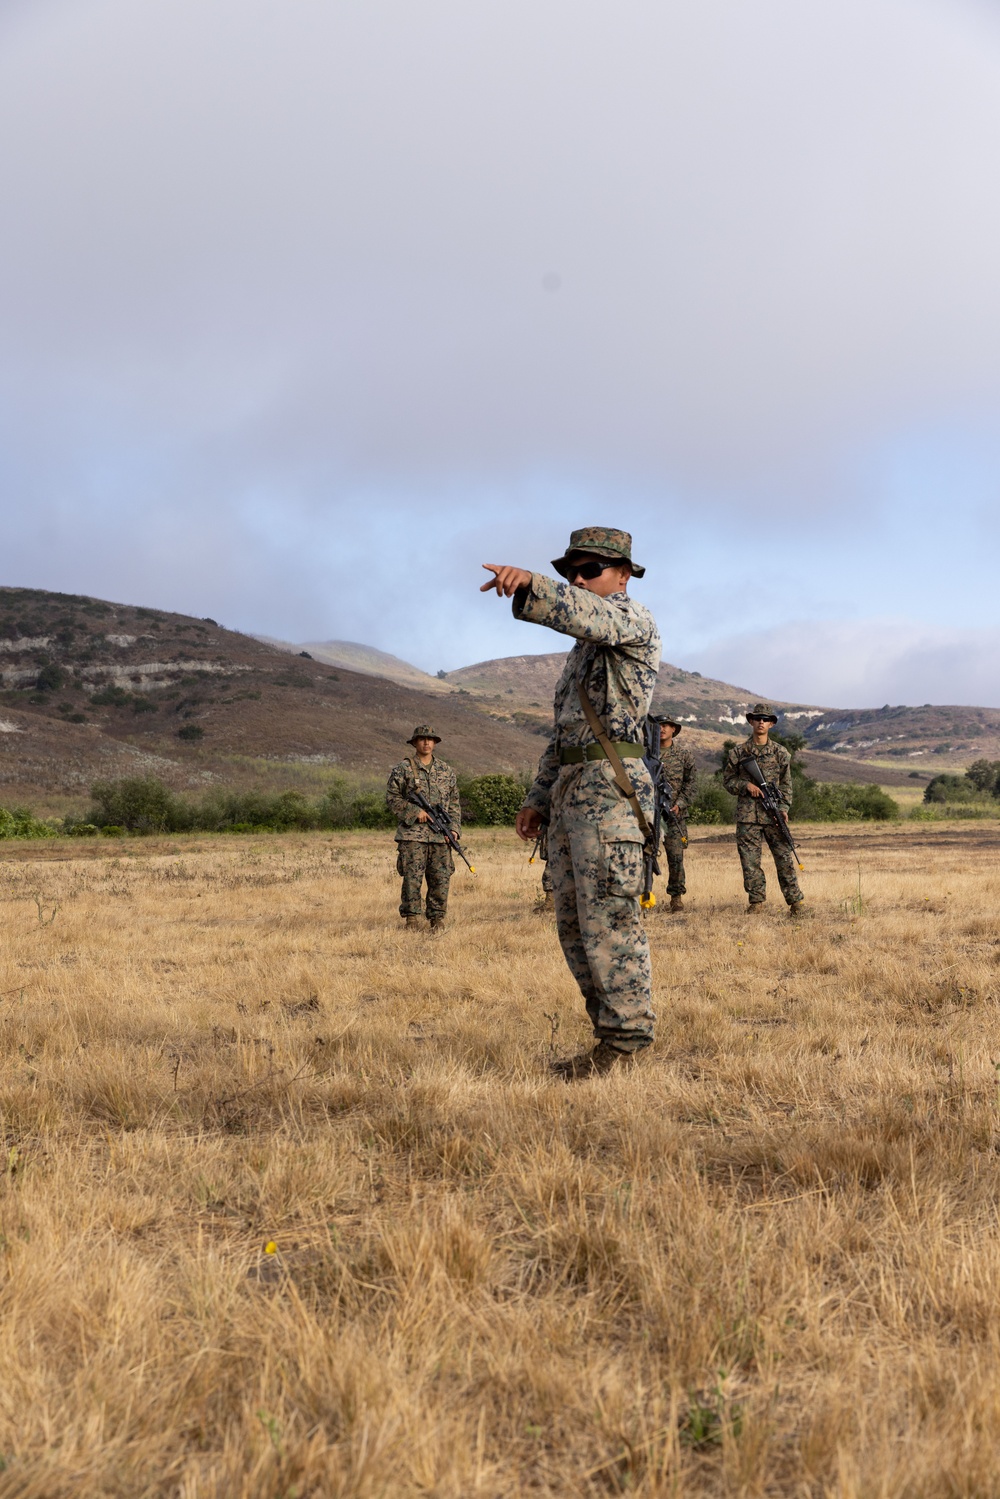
left=639, top=719, right=688, bottom=908
left=528, top=823, right=547, bottom=867
left=406, top=790, right=477, bottom=873
left=741, top=756, right=804, bottom=870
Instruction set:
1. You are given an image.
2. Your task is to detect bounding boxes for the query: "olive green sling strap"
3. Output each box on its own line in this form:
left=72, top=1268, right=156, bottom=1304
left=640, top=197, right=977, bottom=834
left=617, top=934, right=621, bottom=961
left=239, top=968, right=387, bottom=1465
left=576, top=682, right=653, bottom=843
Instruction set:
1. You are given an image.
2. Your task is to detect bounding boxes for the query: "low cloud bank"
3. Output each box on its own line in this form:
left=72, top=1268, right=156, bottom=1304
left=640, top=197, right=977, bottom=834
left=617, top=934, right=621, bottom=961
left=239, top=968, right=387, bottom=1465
left=697, top=620, right=1000, bottom=709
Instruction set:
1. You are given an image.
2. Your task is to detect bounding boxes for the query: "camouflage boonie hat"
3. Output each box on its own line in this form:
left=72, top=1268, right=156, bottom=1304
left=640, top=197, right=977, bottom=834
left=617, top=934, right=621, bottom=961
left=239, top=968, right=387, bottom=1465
left=552, top=527, right=645, bottom=579
left=747, top=702, right=778, bottom=723
left=651, top=711, right=684, bottom=734
left=407, top=725, right=441, bottom=744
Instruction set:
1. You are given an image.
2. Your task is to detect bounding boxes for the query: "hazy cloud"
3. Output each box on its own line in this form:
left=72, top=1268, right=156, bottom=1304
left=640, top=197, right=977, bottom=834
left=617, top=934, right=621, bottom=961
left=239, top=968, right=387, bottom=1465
left=1, top=0, right=1000, bottom=702
left=697, top=620, right=1000, bottom=709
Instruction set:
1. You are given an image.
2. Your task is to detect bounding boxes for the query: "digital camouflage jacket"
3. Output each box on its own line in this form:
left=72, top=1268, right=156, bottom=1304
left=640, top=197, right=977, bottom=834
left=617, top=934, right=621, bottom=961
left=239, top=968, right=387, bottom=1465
left=512, top=574, right=662, bottom=819
left=385, top=755, right=461, bottom=843
left=722, top=736, right=793, bottom=825
left=660, top=741, right=697, bottom=815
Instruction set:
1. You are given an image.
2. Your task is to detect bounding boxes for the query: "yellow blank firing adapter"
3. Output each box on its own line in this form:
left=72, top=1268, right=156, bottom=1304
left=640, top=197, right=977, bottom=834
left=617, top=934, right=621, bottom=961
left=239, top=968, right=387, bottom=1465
left=640, top=892, right=656, bottom=909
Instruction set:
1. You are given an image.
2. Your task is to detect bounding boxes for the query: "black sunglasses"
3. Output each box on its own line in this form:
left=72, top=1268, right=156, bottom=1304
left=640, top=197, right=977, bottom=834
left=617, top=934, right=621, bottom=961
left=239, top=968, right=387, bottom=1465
left=747, top=715, right=775, bottom=724
left=567, top=558, right=619, bottom=581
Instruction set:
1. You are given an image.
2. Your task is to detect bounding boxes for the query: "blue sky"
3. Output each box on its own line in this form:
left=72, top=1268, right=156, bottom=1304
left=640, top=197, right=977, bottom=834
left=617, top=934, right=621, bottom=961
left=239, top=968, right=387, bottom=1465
left=2, top=0, right=1000, bottom=707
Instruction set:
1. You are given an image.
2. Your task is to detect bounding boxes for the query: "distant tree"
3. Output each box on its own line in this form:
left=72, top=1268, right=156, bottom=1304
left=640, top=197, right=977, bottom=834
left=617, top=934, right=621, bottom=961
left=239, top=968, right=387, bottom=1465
left=924, top=774, right=982, bottom=805
left=717, top=738, right=737, bottom=772
left=966, top=758, right=1000, bottom=793
left=88, top=776, right=179, bottom=832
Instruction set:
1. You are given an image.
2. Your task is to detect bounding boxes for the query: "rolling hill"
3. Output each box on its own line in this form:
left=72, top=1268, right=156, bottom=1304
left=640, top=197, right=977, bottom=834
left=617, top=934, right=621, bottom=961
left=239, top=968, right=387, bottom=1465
left=3, top=585, right=995, bottom=815
left=0, top=588, right=542, bottom=813
left=437, top=652, right=958, bottom=785
left=258, top=636, right=455, bottom=694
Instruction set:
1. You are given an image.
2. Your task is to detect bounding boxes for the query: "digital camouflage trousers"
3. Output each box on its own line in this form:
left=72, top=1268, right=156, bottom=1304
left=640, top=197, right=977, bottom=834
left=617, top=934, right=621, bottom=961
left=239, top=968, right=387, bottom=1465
left=662, top=821, right=688, bottom=896
left=736, top=822, right=803, bottom=906
left=396, top=841, right=454, bottom=919
left=548, top=763, right=656, bottom=1054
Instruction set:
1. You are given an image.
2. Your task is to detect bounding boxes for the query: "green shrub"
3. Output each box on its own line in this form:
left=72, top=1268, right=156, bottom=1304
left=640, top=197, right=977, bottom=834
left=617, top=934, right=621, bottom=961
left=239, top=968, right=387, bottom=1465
left=91, top=686, right=132, bottom=706
left=0, top=806, right=58, bottom=839
left=687, top=778, right=737, bottom=825
left=350, top=793, right=396, bottom=830
left=177, top=724, right=205, bottom=741
left=196, top=790, right=315, bottom=832
left=796, top=783, right=898, bottom=821
left=459, top=773, right=529, bottom=825
left=88, top=776, right=182, bottom=833
left=924, top=774, right=982, bottom=805
left=316, top=779, right=395, bottom=830
left=36, top=662, right=66, bottom=692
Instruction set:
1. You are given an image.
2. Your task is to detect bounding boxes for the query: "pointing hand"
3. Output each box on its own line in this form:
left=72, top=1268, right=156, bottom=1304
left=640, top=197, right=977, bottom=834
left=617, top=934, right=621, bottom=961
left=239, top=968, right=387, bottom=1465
left=481, top=564, right=532, bottom=597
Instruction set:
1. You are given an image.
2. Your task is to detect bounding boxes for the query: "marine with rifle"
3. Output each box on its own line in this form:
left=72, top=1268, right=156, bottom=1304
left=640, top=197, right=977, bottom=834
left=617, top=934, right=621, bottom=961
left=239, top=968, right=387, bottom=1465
left=385, top=726, right=465, bottom=931
left=481, top=527, right=661, bottom=1078
left=655, top=711, right=696, bottom=912
left=722, top=703, right=805, bottom=916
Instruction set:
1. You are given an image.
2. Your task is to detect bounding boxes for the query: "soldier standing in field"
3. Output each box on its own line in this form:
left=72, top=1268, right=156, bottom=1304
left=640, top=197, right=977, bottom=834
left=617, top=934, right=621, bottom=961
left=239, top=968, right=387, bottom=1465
left=722, top=703, right=804, bottom=916
left=657, top=712, right=697, bottom=912
left=385, top=727, right=461, bottom=931
left=481, top=527, right=661, bottom=1078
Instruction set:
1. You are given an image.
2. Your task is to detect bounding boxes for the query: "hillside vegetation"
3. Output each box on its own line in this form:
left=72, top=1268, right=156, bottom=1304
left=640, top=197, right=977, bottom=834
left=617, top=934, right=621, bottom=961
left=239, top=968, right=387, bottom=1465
left=4, top=586, right=997, bottom=821
left=0, top=588, right=541, bottom=812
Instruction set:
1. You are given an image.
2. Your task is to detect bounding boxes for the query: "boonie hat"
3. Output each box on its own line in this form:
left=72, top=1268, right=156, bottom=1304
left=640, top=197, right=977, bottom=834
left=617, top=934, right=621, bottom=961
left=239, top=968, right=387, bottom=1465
left=651, top=711, right=684, bottom=735
left=746, top=702, right=778, bottom=724
left=551, top=527, right=645, bottom=580
left=408, top=725, right=441, bottom=744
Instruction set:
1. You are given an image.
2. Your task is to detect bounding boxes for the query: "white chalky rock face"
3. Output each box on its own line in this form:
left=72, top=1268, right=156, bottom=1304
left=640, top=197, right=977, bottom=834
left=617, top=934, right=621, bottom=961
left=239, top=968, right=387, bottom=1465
left=0, top=721, right=23, bottom=732
left=0, top=637, right=50, bottom=652
left=104, top=634, right=137, bottom=647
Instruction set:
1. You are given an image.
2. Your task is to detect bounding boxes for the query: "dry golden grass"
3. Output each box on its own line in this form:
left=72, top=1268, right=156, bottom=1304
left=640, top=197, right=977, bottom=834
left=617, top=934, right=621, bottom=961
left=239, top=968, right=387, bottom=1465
left=2, top=822, right=1000, bottom=1496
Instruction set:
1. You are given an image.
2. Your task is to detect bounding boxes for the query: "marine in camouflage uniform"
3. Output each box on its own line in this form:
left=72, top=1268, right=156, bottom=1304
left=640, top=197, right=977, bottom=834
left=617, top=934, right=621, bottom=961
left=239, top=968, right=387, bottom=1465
left=658, top=713, right=697, bottom=905
left=482, top=527, right=662, bottom=1076
left=385, top=726, right=462, bottom=929
left=722, top=703, right=804, bottom=912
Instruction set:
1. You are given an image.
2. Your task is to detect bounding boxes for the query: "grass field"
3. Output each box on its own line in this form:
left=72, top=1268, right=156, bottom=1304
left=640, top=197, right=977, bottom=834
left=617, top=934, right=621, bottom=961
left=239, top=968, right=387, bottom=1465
left=2, top=822, right=1000, bottom=1496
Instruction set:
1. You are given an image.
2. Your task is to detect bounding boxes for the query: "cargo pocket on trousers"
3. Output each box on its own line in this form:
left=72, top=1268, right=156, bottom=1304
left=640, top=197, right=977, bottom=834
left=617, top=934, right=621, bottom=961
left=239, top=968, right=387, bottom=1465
left=602, top=835, right=643, bottom=900
left=396, top=848, right=405, bottom=876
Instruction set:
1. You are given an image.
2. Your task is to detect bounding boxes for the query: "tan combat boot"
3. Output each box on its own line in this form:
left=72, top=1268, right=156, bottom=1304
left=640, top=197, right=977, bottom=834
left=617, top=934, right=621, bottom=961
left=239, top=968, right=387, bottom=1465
left=747, top=903, right=765, bottom=916
left=534, top=892, right=556, bottom=915
left=405, top=915, right=425, bottom=931
left=788, top=901, right=805, bottom=918
left=670, top=895, right=684, bottom=912
left=429, top=917, right=446, bottom=932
